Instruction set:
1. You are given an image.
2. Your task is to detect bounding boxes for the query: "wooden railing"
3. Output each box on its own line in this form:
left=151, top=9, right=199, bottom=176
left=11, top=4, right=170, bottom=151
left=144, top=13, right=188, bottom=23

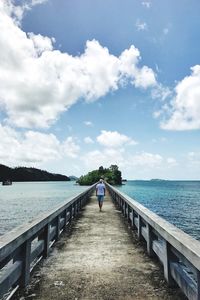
left=106, top=182, right=200, bottom=300
left=0, top=184, right=95, bottom=299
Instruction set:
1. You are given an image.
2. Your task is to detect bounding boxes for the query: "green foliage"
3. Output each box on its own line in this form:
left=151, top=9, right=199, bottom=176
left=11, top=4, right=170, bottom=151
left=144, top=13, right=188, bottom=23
left=0, top=164, right=70, bottom=182
left=77, top=165, right=122, bottom=186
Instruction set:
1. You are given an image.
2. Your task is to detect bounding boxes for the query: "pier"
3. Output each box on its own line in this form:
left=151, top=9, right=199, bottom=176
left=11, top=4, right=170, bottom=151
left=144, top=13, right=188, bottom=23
left=0, top=183, right=200, bottom=299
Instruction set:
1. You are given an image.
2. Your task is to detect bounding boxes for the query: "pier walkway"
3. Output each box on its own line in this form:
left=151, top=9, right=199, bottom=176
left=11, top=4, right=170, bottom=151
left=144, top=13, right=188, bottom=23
left=19, top=192, right=184, bottom=300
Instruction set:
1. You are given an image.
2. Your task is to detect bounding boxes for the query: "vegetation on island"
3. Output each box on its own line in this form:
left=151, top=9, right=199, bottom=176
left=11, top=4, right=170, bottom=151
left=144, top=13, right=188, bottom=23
left=0, top=164, right=70, bottom=182
left=77, top=165, right=122, bottom=185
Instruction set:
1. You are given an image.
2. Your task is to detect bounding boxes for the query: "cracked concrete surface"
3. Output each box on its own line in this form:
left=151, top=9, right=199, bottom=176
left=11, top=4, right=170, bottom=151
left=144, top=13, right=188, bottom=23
left=16, top=192, right=186, bottom=300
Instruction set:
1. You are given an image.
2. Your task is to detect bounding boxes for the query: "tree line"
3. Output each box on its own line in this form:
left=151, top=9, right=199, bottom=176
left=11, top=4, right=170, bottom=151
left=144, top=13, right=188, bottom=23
left=0, top=164, right=70, bottom=182
left=77, top=165, right=122, bottom=185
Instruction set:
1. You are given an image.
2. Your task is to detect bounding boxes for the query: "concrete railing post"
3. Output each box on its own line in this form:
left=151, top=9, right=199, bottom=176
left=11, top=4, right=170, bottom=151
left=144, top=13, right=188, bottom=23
left=146, top=224, right=154, bottom=257
left=43, top=224, right=50, bottom=258
left=137, top=215, right=142, bottom=240
left=19, top=240, right=32, bottom=287
left=162, top=240, right=175, bottom=286
left=131, top=209, right=134, bottom=228
left=55, top=215, right=61, bottom=241
left=197, top=270, right=200, bottom=300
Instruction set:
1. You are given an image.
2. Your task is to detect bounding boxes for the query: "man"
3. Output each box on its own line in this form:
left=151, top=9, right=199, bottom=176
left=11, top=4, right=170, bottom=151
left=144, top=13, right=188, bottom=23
left=96, top=179, right=106, bottom=212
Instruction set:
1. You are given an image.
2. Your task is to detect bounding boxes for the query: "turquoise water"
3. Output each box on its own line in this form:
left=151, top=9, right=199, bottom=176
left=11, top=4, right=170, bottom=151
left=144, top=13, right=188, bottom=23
left=0, top=181, right=87, bottom=236
left=1, top=181, right=200, bottom=240
left=117, top=181, right=200, bottom=240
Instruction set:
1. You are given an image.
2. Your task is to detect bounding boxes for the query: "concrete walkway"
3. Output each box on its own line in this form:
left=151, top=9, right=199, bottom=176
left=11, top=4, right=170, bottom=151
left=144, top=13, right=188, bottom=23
left=19, top=192, right=185, bottom=300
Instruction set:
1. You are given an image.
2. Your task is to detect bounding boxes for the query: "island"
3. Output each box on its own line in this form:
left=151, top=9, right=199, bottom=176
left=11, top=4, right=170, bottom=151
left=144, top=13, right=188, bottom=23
left=77, top=165, right=122, bottom=185
left=0, top=164, right=70, bottom=182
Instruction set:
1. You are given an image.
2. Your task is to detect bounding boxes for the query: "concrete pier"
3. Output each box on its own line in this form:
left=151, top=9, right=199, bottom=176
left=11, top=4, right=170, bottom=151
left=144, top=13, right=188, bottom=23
left=17, top=192, right=185, bottom=300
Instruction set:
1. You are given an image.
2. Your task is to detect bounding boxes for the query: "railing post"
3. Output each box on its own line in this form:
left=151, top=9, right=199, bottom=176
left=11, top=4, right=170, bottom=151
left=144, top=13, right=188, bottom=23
left=197, top=270, right=200, bottom=299
left=146, top=224, right=154, bottom=257
left=64, top=208, right=68, bottom=228
left=124, top=202, right=127, bottom=217
left=18, top=240, right=31, bottom=287
left=55, top=215, right=61, bottom=241
left=137, top=215, right=142, bottom=240
left=162, top=240, right=175, bottom=286
left=69, top=205, right=72, bottom=222
left=123, top=200, right=125, bottom=215
left=131, top=208, right=134, bottom=228
left=127, top=205, right=131, bottom=222
left=43, top=224, right=50, bottom=258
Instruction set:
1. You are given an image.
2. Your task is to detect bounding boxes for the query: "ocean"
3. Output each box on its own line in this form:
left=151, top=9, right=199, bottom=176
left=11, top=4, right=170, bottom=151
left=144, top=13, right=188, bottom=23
left=0, top=180, right=199, bottom=240
left=117, top=180, right=200, bottom=240
left=0, top=181, right=87, bottom=236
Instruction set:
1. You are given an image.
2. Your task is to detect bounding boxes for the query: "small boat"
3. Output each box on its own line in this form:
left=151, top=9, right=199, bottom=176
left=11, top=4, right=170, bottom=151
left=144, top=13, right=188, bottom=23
left=2, top=180, right=12, bottom=186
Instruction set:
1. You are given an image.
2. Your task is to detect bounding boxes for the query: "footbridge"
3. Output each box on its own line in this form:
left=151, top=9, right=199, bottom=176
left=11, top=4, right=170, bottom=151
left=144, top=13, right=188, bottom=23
left=0, top=183, right=200, bottom=299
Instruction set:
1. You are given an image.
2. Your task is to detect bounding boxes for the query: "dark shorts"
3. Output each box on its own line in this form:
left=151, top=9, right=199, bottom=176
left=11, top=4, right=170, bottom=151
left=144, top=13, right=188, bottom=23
left=97, top=195, right=104, bottom=202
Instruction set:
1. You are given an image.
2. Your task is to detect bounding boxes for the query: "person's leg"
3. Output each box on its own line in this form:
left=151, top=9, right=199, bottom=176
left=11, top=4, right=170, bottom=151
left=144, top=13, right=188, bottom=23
left=99, top=196, right=104, bottom=211
left=98, top=196, right=101, bottom=211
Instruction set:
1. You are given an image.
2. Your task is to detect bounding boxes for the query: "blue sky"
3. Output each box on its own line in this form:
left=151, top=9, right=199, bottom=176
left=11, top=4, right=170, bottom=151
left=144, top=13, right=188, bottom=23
left=1, top=0, right=200, bottom=179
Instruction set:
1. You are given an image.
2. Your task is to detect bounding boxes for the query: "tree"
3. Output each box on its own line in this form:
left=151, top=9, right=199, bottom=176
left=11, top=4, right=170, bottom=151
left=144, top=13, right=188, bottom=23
left=77, top=165, right=122, bottom=185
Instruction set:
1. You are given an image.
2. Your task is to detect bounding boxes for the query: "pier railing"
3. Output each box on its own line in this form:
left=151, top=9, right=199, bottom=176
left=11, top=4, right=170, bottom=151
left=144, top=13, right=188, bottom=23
left=0, top=184, right=95, bottom=299
left=106, top=182, right=200, bottom=300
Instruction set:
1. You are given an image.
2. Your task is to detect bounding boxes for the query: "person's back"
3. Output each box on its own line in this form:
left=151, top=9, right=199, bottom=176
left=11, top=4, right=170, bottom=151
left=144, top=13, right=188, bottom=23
left=96, top=182, right=105, bottom=195
left=96, top=180, right=105, bottom=211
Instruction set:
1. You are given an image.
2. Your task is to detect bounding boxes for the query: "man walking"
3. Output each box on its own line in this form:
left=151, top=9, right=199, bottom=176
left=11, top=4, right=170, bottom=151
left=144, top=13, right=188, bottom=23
left=96, top=179, right=106, bottom=212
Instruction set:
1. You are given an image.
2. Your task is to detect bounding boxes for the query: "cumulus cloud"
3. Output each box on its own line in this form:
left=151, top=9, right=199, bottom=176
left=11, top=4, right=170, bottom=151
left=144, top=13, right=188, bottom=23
left=62, top=137, right=80, bottom=158
left=97, top=130, right=138, bottom=148
left=2, top=0, right=47, bottom=23
left=81, top=149, right=178, bottom=174
left=82, top=148, right=126, bottom=170
left=161, top=65, right=200, bottom=130
left=130, top=152, right=163, bottom=167
left=0, top=2, right=157, bottom=129
left=0, top=123, right=79, bottom=165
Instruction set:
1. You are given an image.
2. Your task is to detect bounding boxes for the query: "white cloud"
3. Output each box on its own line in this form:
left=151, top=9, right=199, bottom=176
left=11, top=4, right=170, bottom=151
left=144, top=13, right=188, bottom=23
left=81, top=149, right=171, bottom=176
left=161, top=65, right=200, bottom=130
left=152, top=84, right=172, bottom=101
left=136, top=20, right=148, bottom=31
left=2, top=0, right=47, bottom=23
left=84, top=137, right=94, bottom=144
left=167, top=157, right=177, bottom=167
left=134, top=66, right=156, bottom=88
left=142, top=1, right=151, bottom=8
left=62, top=137, right=80, bottom=158
left=28, top=33, right=55, bottom=55
left=130, top=152, right=163, bottom=167
left=84, top=121, right=93, bottom=127
left=82, top=148, right=126, bottom=170
left=0, top=123, right=79, bottom=165
left=0, top=3, right=157, bottom=129
left=97, top=130, right=138, bottom=148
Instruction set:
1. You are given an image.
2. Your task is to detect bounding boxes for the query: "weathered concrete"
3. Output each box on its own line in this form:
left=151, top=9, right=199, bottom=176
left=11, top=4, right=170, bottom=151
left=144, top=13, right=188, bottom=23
left=17, top=192, right=186, bottom=300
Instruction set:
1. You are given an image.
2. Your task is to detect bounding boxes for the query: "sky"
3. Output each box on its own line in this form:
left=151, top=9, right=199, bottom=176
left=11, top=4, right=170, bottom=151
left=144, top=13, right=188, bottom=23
left=1, top=0, right=200, bottom=179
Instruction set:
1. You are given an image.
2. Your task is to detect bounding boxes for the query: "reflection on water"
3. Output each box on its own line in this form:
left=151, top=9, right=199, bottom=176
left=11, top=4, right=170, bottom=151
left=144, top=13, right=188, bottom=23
left=0, top=181, right=87, bottom=236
